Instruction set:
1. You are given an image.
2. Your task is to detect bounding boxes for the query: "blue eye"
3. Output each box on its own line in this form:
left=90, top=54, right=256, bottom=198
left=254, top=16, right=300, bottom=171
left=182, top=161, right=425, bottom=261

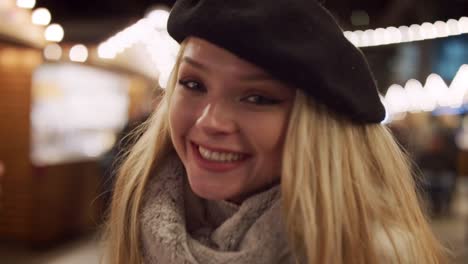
left=178, top=79, right=205, bottom=92
left=244, top=95, right=281, bottom=105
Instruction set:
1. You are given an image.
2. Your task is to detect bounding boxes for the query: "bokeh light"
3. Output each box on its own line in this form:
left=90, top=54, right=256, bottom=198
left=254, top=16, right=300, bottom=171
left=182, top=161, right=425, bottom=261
left=16, top=0, right=35, bottom=9
left=97, top=43, right=116, bottom=59
left=45, top=24, right=64, bottom=42
left=69, top=44, right=88, bottom=62
left=146, top=9, right=170, bottom=30
left=43, top=43, right=62, bottom=61
left=32, top=8, right=51, bottom=26
left=344, top=16, right=468, bottom=47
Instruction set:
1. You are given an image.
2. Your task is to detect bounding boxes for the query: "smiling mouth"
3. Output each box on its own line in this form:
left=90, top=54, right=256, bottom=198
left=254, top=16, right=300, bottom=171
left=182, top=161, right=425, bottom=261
left=193, top=143, right=248, bottom=163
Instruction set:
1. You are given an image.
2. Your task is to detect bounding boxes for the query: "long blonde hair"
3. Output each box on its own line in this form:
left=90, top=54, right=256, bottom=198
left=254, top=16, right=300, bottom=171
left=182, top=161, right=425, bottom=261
left=104, top=42, right=448, bottom=263
left=282, top=91, right=448, bottom=263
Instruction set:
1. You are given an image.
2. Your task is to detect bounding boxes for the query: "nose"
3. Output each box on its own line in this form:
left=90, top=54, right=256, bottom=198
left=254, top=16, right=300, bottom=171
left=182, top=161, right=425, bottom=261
left=196, top=101, right=238, bottom=135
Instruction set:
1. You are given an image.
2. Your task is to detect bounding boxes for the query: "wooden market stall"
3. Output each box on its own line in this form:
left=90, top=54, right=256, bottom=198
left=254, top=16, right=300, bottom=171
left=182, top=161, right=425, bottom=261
left=0, top=4, right=157, bottom=245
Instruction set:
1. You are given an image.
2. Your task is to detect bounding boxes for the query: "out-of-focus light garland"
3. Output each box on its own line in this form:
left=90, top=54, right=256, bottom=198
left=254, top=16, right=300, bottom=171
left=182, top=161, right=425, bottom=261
left=2, top=0, right=64, bottom=46
left=31, top=7, right=51, bottom=26
left=16, top=0, right=35, bottom=9
left=69, top=44, right=88, bottom=62
left=45, top=23, right=64, bottom=42
left=97, top=8, right=180, bottom=88
left=345, top=16, right=468, bottom=47
left=43, top=43, right=62, bottom=60
left=382, top=64, right=468, bottom=123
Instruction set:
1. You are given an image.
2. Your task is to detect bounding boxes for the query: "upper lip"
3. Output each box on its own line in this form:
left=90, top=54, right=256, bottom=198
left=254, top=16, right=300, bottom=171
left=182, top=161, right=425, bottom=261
left=191, top=141, right=249, bottom=155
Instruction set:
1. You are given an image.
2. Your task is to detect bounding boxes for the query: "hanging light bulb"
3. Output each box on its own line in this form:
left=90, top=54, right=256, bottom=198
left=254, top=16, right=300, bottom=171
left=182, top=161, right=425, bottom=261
left=459, top=17, right=468, bottom=34
left=146, top=9, right=170, bottom=30
left=385, top=84, right=409, bottom=114
left=386, top=27, right=401, bottom=44
left=32, top=8, right=52, bottom=26
left=16, top=0, right=35, bottom=9
left=447, top=19, right=461, bottom=35
left=69, top=44, right=88, bottom=62
left=398, top=26, right=411, bottom=42
left=43, top=43, right=62, bottom=61
left=405, top=79, right=426, bottom=112
left=421, top=22, right=436, bottom=39
left=424, top=74, right=449, bottom=107
left=45, top=24, right=64, bottom=42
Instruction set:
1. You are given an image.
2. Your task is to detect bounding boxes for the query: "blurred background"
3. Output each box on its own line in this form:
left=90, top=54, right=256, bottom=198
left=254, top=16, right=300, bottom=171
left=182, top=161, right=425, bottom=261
left=0, top=0, right=467, bottom=263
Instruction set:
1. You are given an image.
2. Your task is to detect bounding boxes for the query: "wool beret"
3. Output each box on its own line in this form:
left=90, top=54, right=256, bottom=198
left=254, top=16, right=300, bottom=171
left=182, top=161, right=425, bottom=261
left=167, top=0, right=386, bottom=123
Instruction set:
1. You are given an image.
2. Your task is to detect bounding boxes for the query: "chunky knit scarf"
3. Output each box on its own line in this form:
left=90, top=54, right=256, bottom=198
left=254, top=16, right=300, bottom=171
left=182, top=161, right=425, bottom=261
left=140, top=156, right=296, bottom=264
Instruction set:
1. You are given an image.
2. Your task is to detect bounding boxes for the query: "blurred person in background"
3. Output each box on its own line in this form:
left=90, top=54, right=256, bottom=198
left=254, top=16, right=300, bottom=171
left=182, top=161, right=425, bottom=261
left=104, top=0, right=448, bottom=263
left=418, top=115, right=460, bottom=217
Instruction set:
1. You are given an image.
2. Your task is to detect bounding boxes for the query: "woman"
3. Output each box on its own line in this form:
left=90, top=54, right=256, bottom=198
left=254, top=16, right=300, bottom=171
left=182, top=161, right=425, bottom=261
left=105, top=0, right=448, bottom=263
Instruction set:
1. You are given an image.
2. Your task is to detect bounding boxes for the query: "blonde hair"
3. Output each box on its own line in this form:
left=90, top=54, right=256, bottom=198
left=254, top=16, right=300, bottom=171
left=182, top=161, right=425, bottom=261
left=103, top=43, right=182, bottom=263
left=104, top=42, right=448, bottom=263
left=282, top=91, right=448, bottom=263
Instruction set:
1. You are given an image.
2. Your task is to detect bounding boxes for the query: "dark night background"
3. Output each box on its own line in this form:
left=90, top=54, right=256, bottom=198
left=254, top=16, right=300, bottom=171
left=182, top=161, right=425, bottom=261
left=37, top=0, right=468, bottom=43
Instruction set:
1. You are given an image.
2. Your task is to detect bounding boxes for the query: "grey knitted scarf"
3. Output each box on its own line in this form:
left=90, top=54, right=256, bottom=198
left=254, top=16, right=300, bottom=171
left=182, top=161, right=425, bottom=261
left=140, top=156, right=296, bottom=264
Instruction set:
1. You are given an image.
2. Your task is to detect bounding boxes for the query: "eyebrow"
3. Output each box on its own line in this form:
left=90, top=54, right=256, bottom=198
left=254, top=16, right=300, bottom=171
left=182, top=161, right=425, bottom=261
left=182, top=56, right=210, bottom=72
left=181, top=56, right=273, bottom=82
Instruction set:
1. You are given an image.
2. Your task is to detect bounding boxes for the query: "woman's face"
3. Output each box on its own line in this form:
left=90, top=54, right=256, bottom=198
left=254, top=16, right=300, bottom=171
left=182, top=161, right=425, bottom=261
left=169, top=37, right=295, bottom=202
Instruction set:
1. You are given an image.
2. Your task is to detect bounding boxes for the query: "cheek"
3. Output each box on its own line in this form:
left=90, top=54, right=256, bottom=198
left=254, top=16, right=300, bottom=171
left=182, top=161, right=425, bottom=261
left=169, top=93, right=194, bottom=150
left=245, top=111, right=289, bottom=159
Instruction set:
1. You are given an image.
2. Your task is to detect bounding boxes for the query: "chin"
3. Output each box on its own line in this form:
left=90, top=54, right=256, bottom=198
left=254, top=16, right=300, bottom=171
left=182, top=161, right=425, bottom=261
left=187, top=176, right=239, bottom=201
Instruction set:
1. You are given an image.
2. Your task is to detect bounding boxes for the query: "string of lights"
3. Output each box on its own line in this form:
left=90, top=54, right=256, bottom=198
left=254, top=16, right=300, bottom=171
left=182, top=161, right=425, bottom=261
left=12, top=0, right=65, bottom=42
left=97, top=8, right=179, bottom=87
left=21, top=3, right=467, bottom=102
left=344, top=16, right=468, bottom=47
left=382, top=64, right=468, bottom=123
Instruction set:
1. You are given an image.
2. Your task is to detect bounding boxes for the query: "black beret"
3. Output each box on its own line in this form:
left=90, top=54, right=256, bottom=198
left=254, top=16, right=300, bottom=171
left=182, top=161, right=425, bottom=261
left=167, top=0, right=386, bottom=123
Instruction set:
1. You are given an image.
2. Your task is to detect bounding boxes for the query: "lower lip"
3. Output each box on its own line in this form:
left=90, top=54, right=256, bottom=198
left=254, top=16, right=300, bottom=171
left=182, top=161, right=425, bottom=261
left=190, top=143, right=249, bottom=173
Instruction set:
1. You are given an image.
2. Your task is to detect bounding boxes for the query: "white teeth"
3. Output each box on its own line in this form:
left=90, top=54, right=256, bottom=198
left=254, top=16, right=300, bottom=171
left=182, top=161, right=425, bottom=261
left=198, top=146, right=244, bottom=162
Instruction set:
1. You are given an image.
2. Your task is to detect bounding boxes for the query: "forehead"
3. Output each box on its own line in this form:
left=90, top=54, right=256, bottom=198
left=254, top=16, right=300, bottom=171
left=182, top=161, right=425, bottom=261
left=181, top=37, right=270, bottom=77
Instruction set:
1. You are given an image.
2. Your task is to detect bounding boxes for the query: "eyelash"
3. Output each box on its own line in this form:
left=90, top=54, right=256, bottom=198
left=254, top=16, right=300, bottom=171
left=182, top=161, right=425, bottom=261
left=243, top=95, right=281, bottom=105
left=178, top=79, right=281, bottom=105
left=178, top=79, right=206, bottom=92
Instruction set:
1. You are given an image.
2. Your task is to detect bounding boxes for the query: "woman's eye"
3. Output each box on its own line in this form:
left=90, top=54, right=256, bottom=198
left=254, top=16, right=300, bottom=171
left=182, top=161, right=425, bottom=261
left=178, top=80, right=205, bottom=92
left=243, top=95, right=281, bottom=105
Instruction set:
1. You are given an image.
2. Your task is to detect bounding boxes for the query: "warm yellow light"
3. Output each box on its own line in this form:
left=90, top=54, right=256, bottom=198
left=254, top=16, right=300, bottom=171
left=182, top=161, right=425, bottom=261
left=434, top=21, right=449, bottom=38
left=409, top=24, right=423, bottom=41
left=460, top=17, right=468, bottom=33
left=397, top=26, right=410, bottom=42
left=386, top=27, right=402, bottom=43
left=372, top=28, right=386, bottom=45
left=69, top=44, right=88, bottom=62
left=97, top=43, right=116, bottom=59
left=344, top=31, right=359, bottom=46
left=45, top=24, right=64, bottom=42
left=43, top=44, right=62, bottom=61
left=146, top=9, right=170, bottom=29
left=345, top=16, right=468, bottom=48
left=32, top=8, right=51, bottom=26
left=424, top=74, right=449, bottom=107
left=16, top=0, right=35, bottom=9
left=421, top=22, right=436, bottom=39
left=385, top=84, right=409, bottom=114
left=447, top=19, right=461, bottom=35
